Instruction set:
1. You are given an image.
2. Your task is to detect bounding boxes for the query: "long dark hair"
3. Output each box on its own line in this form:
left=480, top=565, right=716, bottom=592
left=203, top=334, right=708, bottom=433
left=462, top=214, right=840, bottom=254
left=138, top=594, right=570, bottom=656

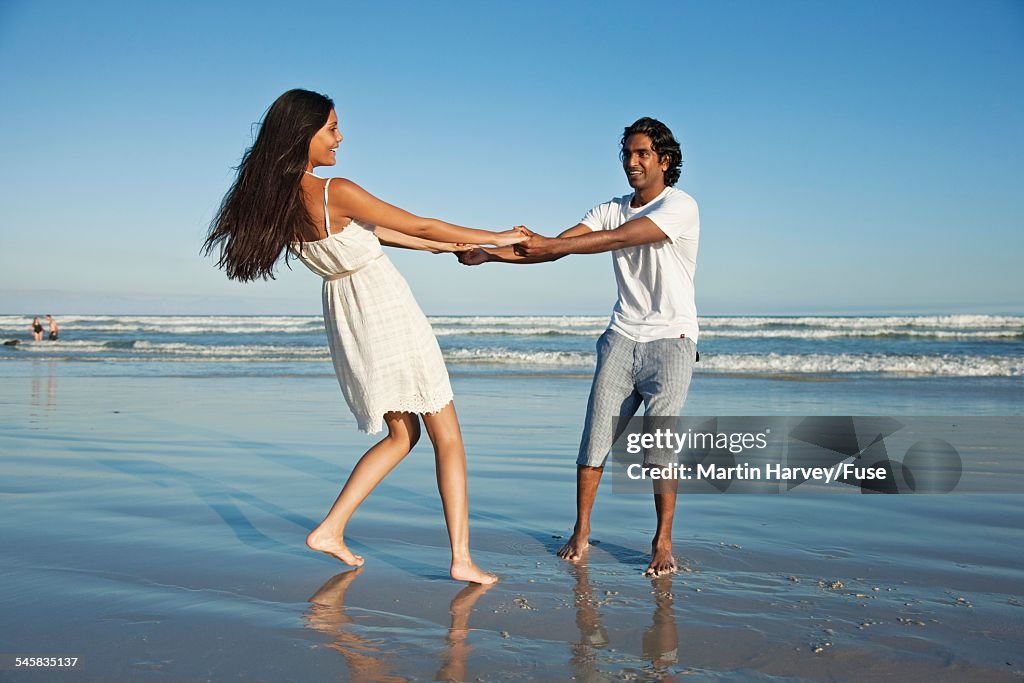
left=621, top=117, right=683, bottom=187
left=203, top=89, right=334, bottom=281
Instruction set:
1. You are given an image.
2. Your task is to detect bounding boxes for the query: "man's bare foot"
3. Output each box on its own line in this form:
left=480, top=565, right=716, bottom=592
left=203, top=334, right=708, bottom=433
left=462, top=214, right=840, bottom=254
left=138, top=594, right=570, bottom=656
left=307, top=527, right=364, bottom=567
left=450, top=559, right=499, bottom=585
left=644, top=542, right=677, bottom=577
left=557, top=532, right=590, bottom=561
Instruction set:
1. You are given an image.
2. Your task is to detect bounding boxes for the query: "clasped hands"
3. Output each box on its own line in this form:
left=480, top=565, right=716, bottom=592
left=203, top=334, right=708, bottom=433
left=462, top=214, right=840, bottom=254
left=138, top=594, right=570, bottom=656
left=430, top=226, right=532, bottom=254
left=455, top=226, right=560, bottom=265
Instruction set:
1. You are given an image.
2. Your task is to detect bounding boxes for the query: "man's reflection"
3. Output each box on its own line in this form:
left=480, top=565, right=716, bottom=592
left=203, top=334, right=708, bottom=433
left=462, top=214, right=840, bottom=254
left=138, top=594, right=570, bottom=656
left=569, top=561, right=609, bottom=679
left=569, top=562, right=680, bottom=680
left=643, top=575, right=679, bottom=673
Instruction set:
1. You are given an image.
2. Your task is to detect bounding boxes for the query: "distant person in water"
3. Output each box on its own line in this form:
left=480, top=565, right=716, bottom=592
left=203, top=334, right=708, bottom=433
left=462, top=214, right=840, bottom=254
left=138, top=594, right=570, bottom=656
left=46, top=315, right=58, bottom=341
left=31, top=317, right=43, bottom=342
left=203, top=89, right=527, bottom=584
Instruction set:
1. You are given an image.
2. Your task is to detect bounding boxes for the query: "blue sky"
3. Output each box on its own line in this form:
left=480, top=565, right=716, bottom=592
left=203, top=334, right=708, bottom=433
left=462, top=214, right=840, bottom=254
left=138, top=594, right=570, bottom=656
left=1, top=0, right=1021, bottom=316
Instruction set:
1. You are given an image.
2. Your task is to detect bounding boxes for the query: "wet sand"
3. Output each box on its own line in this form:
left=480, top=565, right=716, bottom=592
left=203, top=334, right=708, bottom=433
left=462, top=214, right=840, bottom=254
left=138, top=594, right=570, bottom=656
left=1, top=371, right=1022, bottom=681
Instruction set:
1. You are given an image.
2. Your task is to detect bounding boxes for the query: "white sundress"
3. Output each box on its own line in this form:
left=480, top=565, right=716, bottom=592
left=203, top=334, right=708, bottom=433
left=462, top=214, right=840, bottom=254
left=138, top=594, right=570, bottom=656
left=291, top=177, right=453, bottom=434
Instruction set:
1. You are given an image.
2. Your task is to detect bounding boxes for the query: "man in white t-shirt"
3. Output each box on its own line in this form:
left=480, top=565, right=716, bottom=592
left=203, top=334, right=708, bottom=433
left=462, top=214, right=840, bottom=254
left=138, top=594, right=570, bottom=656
left=458, top=118, right=699, bottom=576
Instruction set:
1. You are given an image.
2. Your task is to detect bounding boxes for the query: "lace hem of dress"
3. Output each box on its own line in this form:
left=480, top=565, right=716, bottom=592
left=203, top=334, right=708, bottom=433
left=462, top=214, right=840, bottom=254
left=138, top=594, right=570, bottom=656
left=356, top=389, right=455, bottom=435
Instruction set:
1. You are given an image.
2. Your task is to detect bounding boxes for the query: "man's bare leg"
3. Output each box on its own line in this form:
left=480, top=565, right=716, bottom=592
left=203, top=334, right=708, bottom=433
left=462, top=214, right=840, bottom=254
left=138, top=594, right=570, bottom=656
left=558, top=465, right=603, bottom=561
left=646, top=477, right=678, bottom=576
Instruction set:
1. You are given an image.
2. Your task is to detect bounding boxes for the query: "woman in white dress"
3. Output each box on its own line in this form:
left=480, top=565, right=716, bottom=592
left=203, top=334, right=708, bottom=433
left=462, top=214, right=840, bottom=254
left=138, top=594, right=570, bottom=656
left=203, top=89, right=525, bottom=584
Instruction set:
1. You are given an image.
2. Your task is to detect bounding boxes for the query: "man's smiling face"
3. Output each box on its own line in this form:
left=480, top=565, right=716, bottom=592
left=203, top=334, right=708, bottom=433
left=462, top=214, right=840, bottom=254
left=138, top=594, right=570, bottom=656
left=621, top=133, right=670, bottom=193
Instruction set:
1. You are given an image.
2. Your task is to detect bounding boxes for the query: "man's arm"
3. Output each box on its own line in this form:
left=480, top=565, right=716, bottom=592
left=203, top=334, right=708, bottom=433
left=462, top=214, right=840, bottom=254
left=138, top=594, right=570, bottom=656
left=458, top=224, right=594, bottom=266
left=512, top=217, right=667, bottom=259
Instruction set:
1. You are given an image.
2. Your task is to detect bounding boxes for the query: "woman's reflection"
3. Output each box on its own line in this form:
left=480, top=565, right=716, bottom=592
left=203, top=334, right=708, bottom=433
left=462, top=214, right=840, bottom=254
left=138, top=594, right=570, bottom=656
left=435, top=583, right=493, bottom=682
left=305, top=568, right=406, bottom=683
left=306, top=570, right=493, bottom=683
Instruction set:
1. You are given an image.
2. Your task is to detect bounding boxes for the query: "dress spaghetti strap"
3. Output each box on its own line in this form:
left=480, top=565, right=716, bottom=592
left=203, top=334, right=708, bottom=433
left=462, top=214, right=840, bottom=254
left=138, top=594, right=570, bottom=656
left=323, top=178, right=333, bottom=233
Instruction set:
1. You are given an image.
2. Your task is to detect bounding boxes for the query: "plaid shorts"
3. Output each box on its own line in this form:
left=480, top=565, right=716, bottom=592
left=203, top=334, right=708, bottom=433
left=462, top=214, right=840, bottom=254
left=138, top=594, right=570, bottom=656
left=577, top=329, right=697, bottom=467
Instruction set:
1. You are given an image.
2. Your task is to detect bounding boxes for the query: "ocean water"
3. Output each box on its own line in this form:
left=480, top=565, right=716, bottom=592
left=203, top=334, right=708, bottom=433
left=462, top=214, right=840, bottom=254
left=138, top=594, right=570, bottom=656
left=2, top=316, right=1023, bottom=680
left=2, top=313, right=1022, bottom=381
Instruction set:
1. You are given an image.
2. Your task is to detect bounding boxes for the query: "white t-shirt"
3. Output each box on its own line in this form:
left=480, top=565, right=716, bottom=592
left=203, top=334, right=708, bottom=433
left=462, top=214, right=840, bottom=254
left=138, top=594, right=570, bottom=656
left=580, top=186, right=700, bottom=343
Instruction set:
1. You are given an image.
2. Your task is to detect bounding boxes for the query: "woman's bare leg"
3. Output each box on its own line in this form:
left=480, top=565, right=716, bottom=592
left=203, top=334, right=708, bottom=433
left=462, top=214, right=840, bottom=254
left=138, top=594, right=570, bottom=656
left=421, top=402, right=498, bottom=584
left=307, top=412, right=421, bottom=566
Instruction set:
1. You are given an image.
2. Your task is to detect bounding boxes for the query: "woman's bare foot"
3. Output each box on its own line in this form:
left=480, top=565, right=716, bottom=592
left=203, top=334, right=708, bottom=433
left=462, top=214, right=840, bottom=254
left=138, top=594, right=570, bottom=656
left=557, top=532, right=590, bottom=561
left=307, top=527, right=364, bottom=567
left=450, top=559, right=498, bottom=585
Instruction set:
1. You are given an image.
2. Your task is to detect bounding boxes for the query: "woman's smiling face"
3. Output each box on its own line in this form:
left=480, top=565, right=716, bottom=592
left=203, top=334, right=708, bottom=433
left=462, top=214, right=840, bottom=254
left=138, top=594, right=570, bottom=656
left=308, top=109, right=343, bottom=169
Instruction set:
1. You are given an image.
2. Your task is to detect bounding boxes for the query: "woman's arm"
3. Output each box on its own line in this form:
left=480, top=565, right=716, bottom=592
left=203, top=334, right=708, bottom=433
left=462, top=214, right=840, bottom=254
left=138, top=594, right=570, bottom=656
left=458, top=224, right=594, bottom=265
left=375, top=227, right=471, bottom=253
left=329, top=179, right=524, bottom=246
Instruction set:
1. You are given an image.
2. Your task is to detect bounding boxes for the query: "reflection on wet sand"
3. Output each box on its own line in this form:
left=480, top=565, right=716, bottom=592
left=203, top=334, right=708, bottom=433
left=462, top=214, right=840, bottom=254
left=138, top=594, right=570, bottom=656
left=29, top=361, right=58, bottom=424
left=570, top=562, right=681, bottom=681
left=306, top=571, right=493, bottom=683
left=570, top=561, right=610, bottom=679
left=435, top=583, right=493, bottom=682
left=305, top=568, right=406, bottom=683
left=643, top=576, right=680, bottom=674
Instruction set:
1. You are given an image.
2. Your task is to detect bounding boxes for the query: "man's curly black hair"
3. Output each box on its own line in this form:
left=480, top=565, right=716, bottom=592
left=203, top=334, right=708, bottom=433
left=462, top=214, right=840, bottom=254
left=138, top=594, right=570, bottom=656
left=620, top=117, right=683, bottom=187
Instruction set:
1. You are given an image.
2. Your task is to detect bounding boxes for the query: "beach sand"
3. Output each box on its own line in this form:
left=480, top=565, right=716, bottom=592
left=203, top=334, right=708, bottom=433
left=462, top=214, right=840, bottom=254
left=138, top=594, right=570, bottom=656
left=1, top=370, right=1022, bottom=681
